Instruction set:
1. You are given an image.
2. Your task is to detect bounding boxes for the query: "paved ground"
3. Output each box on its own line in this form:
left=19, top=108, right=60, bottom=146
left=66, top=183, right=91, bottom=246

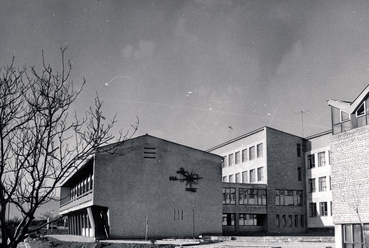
left=19, top=235, right=336, bottom=248
left=183, top=240, right=335, bottom=248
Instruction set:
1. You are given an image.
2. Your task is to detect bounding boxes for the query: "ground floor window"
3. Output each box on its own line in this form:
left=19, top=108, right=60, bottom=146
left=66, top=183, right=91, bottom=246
left=343, top=223, right=369, bottom=248
left=239, top=214, right=263, bottom=226
left=222, top=213, right=235, bottom=226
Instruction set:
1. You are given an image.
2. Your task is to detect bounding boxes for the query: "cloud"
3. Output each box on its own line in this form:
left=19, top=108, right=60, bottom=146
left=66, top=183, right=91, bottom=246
left=134, top=40, right=155, bottom=59
left=121, top=44, right=133, bottom=58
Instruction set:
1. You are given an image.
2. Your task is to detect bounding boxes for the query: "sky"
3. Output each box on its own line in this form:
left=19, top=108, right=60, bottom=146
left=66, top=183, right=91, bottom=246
left=1, top=0, right=369, bottom=150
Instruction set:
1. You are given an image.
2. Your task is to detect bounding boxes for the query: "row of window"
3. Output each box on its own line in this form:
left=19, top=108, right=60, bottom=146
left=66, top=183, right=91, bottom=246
left=308, top=176, right=331, bottom=193
left=70, top=173, right=93, bottom=200
left=309, top=202, right=332, bottom=217
left=275, top=190, right=303, bottom=206
left=276, top=214, right=305, bottom=228
left=222, top=213, right=263, bottom=226
left=222, top=167, right=264, bottom=183
left=223, top=143, right=263, bottom=168
left=307, top=151, right=330, bottom=169
left=223, top=188, right=267, bottom=206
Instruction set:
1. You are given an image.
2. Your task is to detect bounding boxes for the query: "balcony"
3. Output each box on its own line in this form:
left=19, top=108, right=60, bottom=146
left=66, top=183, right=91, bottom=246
left=60, top=191, right=93, bottom=214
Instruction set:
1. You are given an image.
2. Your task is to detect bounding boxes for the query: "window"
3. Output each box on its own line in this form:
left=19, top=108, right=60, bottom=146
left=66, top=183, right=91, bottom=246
left=309, top=203, right=317, bottom=217
left=222, top=176, right=227, bottom=182
left=308, top=154, right=315, bottom=169
left=222, top=213, right=235, bottom=226
left=235, top=173, right=241, bottom=183
left=297, top=143, right=301, bottom=157
left=174, top=210, right=183, bottom=220
left=257, top=143, right=263, bottom=157
left=318, top=152, right=326, bottom=167
left=330, top=201, right=333, bottom=216
left=295, top=215, right=299, bottom=227
left=319, top=176, right=327, bottom=191
left=342, top=224, right=369, bottom=247
left=249, top=146, right=255, bottom=160
left=257, top=167, right=264, bottom=182
left=357, top=102, right=365, bottom=116
left=288, top=215, right=293, bottom=227
left=229, top=174, right=234, bottom=183
left=341, top=110, right=350, bottom=121
left=320, top=202, right=328, bottom=216
left=301, top=215, right=304, bottom=227
left=223, top=188, right=236, bottom=205
left=284, top=190, right=294, bottom=205
left=294, top=190, right=303, bottom=206
left=282, top=215, right=286, bottom=227
left=239, top=188, right=266, bottom=205
left=223, top=156, right=227, bottom=167
left=357, top=102, right=367, bottom=127
left=242, top=149, right=247, bottom=162
left=297, top=167, right=302, bottom=181
left=239, top=214, right=263, bottom=226
left=235, top=151, right=240, bottom=164
left=308, top=179, right=316, bottom=193
left=250, top=169, right=256, bottom=183
left=229, top=154, right=234, bottom=166
left=242, top=171, right=248, bottom=183
left=248, top=189, right=258, bottom=205
left=276, top=190, right=303, bottom=206
left=276, top=215, right=280, bottom=227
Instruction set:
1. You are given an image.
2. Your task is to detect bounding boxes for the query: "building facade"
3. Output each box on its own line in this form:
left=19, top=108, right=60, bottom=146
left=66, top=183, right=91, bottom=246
left=208, top=127, right=307, bottom=234
left=328, top=84, right=369, bottom=248
left=59, top=135, right=223, bottom=239
left=305, top=131, right=334, bottom=233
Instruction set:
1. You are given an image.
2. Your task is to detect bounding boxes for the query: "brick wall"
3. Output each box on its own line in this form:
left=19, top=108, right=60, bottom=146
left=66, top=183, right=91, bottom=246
left=266, top=128, right=307, bottom=233
left=330, top=125, right=369, bottom=224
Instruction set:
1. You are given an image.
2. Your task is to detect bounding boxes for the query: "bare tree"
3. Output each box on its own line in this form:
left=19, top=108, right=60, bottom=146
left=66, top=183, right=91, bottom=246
left=0, top=48, right=138, bottom=248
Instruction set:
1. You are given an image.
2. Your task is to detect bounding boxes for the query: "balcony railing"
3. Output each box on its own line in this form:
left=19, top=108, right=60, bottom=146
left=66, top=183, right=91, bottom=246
left=60, top=190, right=93, bottom=213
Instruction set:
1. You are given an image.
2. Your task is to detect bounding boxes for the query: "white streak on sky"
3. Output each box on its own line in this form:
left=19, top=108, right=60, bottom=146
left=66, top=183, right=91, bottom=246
left=104, top=76, right=132, bottom=86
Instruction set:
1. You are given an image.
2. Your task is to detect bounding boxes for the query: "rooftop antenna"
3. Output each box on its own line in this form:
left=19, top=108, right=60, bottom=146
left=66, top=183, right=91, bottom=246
left=293, top=109, right=311, bottom=137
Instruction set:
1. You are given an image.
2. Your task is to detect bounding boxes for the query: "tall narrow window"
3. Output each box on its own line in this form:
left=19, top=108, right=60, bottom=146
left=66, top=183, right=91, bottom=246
left=242, top=149, right=247, bottom=162
left=295, top=215, right=299, bottom=227
left=309, top=203, right=317, bottom=217
left=320, top=202, right=328, bottom=216
left=223, top=156, right=227, bottom=167
left=308, top=179, right=316, bottom=193
left=242, top=171, right=248, bottom=183
left=229, top=154, right=234, bottom=166
left=300, top=215, right=304, bottom=227
left=229, top=174, right=234, bottom=183
left=318, top=152, right=326, bottom=167
left=297, top=167, right=302, bottom=181
left=249, top=146, right=255, bottom=160
left=319, top=176, right=327, bottom=191
left=257, top=167, right=264, bottom=182
left=235, top=151, right=240, bottom=164
left=308, top=154, right=315, bottom=169
left=257, top=143, right=263, bottom=158
left=297, top=143, right=301, bottom=157
left=250, top=169, right=256, bottom=183
left=235, top=173, right=241, bottom=183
